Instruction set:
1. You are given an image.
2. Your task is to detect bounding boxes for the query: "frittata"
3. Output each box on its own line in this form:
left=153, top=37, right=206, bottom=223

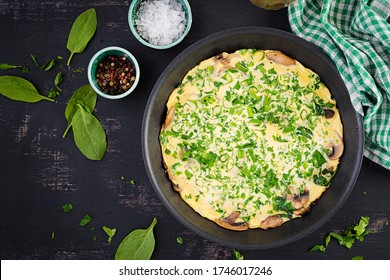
left=159, top=49, right=343, bottom=230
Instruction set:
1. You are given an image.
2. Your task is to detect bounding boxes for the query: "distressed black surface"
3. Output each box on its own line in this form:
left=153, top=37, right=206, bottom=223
left=0, top=0, right=389, bottom=260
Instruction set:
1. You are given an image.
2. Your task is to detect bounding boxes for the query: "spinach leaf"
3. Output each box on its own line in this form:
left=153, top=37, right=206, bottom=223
left=0, top=76, right=54, bottom=103
left=115, top=218, right=157, bottom=260
left=0, top=63, right=29, bottom=72
left=63, top=84, right=97, bottom=138
left=71, top=104, right=107, bottom=160
left=66, top=8, right=97, bottom=66
left=102, top=226, right=117, bottom=244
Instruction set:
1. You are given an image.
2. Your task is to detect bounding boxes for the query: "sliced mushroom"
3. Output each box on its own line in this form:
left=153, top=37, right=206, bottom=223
left=266, top=51, right=296, bottom=66
left=215, top=211, right=249, bottom=231
left=172, top=183, right=182, bottom=192
left=162, top=107, right=175, bottom=130
left=324, top=109, right=335, bottom=119
left=259, top=215, right=283, bottom=229
left=294, top=203, right=313, bottom=216
left=213, top=52, right=241, bottom=73
left=326, top=132, right=344, bottom=160
left=287, top=189, right=310, bottom=209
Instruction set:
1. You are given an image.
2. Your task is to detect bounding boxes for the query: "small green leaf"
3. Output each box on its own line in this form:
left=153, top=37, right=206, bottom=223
left=329, top=232, right=355, bottom=249
left=352, top=256, right=364, bottom=260
left=66, top=8, right=97, bottom=66
left=232, top=248, right=244, bottom=260
left=79, top=214, right=93, bottom=226
left=0, top=76, right=54, bottom=103
left=176, top=236, right=183, bottom=245
left=62, top=203, right=73, bottom=212
left=309, top=245, right=326, bottom=252
left=115, top=218, right=157, bottom=260
left=354, top=216, right=370, bottom=237
left=130, top=179, right=136, bottom=185
left=102, top=226, right=117, bottom=244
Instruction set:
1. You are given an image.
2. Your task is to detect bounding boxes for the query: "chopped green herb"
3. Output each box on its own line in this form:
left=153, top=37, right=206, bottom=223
left=352, top=256, right=364, bottom=260
left=232, top=248, right=244, bottom=260
left=73, top=67, right=83, bottom=73
left=102, top=226, right=117, bottom=244
left=309, top=216, right=371, bottom=252
left=62, top=203, right=73, bottom=212
left=30, top=54, right=56, bottom=71
left=51, top=232, right=55, bottom=239
left=176, top=236, right=184, bottom=245
left=79, top=214, right=93, bottom=226
left=130, top=180, right=136, bottom=185
left=0, top=63, right=29, bottom=73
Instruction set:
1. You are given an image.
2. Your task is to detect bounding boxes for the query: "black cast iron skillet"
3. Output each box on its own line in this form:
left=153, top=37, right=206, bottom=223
left=142, top=27, right=364, bottom=250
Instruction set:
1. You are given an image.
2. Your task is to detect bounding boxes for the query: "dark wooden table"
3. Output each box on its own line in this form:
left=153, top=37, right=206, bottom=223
left=0, top=0, right=389, bottom=260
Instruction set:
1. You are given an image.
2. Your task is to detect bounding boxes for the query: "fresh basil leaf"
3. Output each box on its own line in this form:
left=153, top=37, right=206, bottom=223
left=62, top=203, right=73, bottom=212
left=232, top=248, right=244, bottom=260
left=115, top=218, right=157, bottom=260
left=66, top=8, right=97, bottom=66
left=71, top=104, right=107, bottom=160
left=63, top=84, right=97, bottom=138
left=102, top=226, right=117, bottom=244
left=0, top=76, right=54, bottom=103
left=79, top=214, right=92, bottom=226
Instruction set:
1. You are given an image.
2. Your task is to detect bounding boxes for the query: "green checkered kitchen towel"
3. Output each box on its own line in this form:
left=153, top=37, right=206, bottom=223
left=288, top=0, right=390, bottom=169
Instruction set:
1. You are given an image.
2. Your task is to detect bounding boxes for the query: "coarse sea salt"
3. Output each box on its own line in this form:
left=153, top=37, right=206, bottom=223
left=135, top=0, right=186, bottom=46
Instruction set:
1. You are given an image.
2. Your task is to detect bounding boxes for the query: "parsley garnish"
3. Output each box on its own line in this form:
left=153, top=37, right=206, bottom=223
left=310, top=216, right=371, bottom=252
left=232, top=248, right=244, bottom=260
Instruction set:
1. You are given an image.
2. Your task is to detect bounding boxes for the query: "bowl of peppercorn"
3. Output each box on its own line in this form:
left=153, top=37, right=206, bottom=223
left=87, top=46, right=140, bottom=99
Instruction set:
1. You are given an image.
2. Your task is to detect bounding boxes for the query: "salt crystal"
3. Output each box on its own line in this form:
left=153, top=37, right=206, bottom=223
left=135, top=0, right=187, bottom=46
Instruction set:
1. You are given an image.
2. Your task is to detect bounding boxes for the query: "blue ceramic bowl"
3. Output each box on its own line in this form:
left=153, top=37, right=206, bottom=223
left=128, top=0, right=192, bottom=49
left=87, top=46, right=140, bottom=99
